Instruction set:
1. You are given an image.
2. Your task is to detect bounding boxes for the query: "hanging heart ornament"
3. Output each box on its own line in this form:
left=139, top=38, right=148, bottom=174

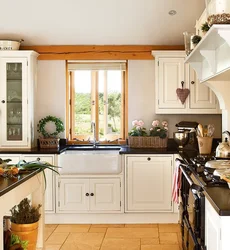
left=176, top=81, right=190, bottom=104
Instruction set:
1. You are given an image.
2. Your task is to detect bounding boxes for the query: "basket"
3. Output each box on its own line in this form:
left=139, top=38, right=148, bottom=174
left=39, top=138, right=60, bottom=148
left=128, top=136, right=168, bottom=148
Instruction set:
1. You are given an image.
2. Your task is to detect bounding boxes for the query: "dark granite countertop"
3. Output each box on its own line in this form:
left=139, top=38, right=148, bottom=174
left=0, top=169, right=40, bottom=197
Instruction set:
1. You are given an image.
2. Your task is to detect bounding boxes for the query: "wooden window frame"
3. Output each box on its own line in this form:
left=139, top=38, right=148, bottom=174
left=66, top=61, right=128, bottom=145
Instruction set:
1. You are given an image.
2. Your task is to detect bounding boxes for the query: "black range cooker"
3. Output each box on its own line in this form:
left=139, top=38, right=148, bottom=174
left=176, top=155, right=228, bottom=250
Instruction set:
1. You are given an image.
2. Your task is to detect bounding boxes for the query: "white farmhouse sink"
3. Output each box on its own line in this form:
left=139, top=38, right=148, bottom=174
left=59, top=150, right=121, bottom=174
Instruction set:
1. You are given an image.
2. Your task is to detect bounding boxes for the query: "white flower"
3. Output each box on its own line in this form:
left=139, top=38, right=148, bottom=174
left=150, top=127, right=153, bottom=131
left=138, top=120, right=144, bottom=127
left=152, top=120, right=159, bottom=127
left=157, top=129, right=160, bottom=132
left=132, top=120, right=139, bottom=127
left=164, top=127, right=168, bottom=131
left=136, top=125, right=141, bottom=130
left=162, top=121, right=168, bottom=127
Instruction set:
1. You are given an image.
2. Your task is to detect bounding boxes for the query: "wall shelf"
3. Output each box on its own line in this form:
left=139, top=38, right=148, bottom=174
left=185, top=24, right=230, bottom=82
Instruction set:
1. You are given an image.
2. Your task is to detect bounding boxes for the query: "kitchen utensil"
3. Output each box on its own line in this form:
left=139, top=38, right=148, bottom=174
left=207, top=124, right=215, bottom=137
left=0, top=39, right=24, bottom=50
left=173, top=131, right=189, bottom=150
left=198, top=124, right=204, bottom=137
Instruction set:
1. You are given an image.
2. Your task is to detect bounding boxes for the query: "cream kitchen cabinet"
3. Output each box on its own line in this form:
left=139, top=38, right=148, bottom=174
left=22, top=154, right=56, bottom=213
left=152, top=51, right=220, bottom=114
left=205, top=197, right=230, bottom=250
left=125, top=155, right=173, bottom=212
left=56, top=177, right=121, bottom=213
left=0, top=51, right=39, bottom=148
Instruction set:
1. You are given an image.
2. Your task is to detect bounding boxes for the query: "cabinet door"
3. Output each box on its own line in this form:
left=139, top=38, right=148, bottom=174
left=157, top=57, right=185, bottom=110
left=205, top=198, right=221, bottom=250
left=23, top=155, right=55, bottom=212
left=58, top=178, right=89, bottom=212
left=89, top=178, right=121, bottom=211
left=0, top=154, right=20, bottom=164
left=188, top=65, right=218, bottom=110
left=126, top=156, right=173, bottom=212
left=0, top=58, right=28, bottom=147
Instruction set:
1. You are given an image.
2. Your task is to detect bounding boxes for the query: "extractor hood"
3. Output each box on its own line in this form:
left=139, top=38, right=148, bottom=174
left=185, top=24, right=230, bottom=132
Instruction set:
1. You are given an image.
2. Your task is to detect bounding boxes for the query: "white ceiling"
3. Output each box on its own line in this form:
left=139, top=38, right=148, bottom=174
left=0, top=0, right=205, bottom=46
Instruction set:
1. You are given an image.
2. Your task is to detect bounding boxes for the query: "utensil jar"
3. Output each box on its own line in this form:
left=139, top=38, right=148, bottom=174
left=197, top=136, right=213, bottom=154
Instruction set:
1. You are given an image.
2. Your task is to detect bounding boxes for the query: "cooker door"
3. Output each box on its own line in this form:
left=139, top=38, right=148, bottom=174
left=184, top=217, right=200, bottom=250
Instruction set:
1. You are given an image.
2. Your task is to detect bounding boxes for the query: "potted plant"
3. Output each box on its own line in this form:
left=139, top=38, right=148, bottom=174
left=201, top=22, right=210, bottom=34
left=10, top=198, right=41, bottom=250
left=37, top=115, right=64, bottom=148
left=128, top=119, right=168, bottom=148
left=149, top=120, right=168, bottom=139
left=191, top=35, right=202, bottom=50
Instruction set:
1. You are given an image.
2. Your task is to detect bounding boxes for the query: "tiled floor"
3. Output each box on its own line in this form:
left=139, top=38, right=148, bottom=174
left=44, top=223, right=182, bottom=250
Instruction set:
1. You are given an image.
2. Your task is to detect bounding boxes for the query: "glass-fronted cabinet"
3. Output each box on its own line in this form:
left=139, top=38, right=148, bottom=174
left=0, top=51, right=39, bottom=148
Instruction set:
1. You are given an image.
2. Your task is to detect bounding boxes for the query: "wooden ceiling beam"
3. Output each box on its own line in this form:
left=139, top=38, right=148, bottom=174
left=20, top=45, right=184, bottom=60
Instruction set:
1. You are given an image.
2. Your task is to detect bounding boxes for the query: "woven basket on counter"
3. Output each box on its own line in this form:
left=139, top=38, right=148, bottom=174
left=128, top=136, right=168, bottom=148
left=39, top=138, right=60, bottom=148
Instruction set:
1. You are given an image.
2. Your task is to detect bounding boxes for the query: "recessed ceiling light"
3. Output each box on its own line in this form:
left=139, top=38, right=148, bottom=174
left=168, top=10, right=177, bottom=16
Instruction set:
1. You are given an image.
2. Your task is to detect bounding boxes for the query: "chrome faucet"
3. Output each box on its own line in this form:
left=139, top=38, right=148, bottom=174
left=91, top=122, right=98, bottom=147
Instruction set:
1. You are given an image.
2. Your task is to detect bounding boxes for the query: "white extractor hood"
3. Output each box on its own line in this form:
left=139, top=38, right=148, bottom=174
left=185, top=24, right=230, bottom=132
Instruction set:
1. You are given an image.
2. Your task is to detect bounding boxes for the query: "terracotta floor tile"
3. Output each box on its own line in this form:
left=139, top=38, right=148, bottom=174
left=60, top=232, right=104, bottom=250
left=141, top=245, right=180, bottom=250
left=101, top=238, right=140, bottom=250
left=54, top=224, right=91, bottom=233
left=106, top=228, right=159, bottom=239
left=91, top=224, right=125, bottom=228
left=44, top=244, right=62, bottom=250
left=45, top=224, right=59, bottom=241
left=125, top=224, right=158, bottom=228
left=89, top=227, right=107, bottom=233
left=46, top=232, right=69, bottom=245
left=141, top=238, right=160, bottom=245
left=158, top=224, right=180, bottom=233
left=159, top=232, right=178, bottom=245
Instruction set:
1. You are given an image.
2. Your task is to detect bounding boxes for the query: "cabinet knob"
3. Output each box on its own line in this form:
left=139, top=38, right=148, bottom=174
left=85, top=193, right=89, bottom=196
left=147, top=157, right=151, bottom=161
left=90, top=193, right=94, bottom=196
left=191, top=81, right=195, bottom=84
left=1, top=100, right=5, bottom=103
left=37, top=157, right=40, bottom=161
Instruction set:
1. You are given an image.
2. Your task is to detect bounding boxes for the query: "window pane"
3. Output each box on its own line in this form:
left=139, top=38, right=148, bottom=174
left=107, top=71, right=121, bottom=136
left=98, top=70, right=122, bottom=140
left=74, top=71, right=92, bottom=138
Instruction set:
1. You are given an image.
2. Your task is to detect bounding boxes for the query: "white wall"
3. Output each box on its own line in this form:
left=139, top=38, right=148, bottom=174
left=35, top=60, right=222, bottom=140
left=35, top=60, right=66, bottom=139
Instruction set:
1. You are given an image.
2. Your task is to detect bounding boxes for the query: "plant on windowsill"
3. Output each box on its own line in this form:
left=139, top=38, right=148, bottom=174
left=37, top=115, right=65, bottom=148
left=128, top=119, right=168, bottom=148
left=10, top=198, right=41, bottom=250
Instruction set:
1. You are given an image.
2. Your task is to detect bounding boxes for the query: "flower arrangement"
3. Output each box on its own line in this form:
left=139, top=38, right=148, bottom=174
left=128, top=119, right=168, bottom=148
left=128, top=120, right=147, bottom=136
left=149, top=120, right=168, bottom=138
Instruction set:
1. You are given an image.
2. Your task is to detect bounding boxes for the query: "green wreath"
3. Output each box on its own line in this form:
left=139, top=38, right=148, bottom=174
left=37, top=115, right=64, bottom=138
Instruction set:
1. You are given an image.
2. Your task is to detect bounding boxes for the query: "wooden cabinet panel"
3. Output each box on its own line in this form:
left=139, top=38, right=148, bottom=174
left=126, top=155, right=173, bottom=212
left=89, top=178, right=121, bottom=211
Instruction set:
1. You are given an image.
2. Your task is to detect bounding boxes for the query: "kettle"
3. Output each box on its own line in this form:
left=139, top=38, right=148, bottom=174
left=216, top=131, right=230, bottom=158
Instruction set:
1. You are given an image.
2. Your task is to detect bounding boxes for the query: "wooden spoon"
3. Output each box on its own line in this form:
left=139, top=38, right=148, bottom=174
left=198, top=124, right=204, bottom=137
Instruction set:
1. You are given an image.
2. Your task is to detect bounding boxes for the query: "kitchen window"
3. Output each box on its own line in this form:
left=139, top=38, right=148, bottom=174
left=67, top=61, right=127, bottom=143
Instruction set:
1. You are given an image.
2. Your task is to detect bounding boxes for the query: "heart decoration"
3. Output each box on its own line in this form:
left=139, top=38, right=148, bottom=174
left=176, top=83, right=190, bottom=104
